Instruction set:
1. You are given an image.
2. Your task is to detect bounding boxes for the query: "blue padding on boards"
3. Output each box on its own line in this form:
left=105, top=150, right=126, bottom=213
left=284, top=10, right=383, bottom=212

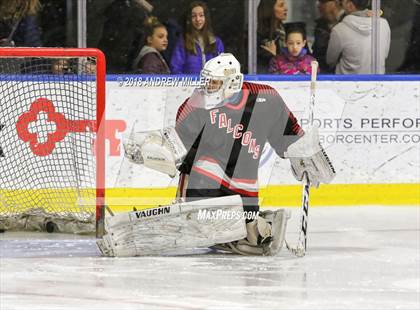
left=107, top=74, right=420, bottom=82
left=2, top=74, right=419, bottom=82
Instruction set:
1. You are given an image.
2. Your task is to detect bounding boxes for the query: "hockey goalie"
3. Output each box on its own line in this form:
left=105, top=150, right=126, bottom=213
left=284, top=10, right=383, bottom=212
left=97, top=53, right=335, bottom=257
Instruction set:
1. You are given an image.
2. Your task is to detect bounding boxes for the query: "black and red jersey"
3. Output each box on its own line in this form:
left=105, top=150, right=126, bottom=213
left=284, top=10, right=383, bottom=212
left=175, top=81, right=302, bottom=199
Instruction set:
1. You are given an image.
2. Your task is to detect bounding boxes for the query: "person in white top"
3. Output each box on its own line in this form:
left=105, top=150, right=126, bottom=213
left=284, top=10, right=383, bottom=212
left=326, top=0, right=391, bottom=74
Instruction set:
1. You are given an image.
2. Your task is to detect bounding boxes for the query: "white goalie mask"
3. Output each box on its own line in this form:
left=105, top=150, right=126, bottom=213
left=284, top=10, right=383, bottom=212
left=199, top=53, right=244, bottom=109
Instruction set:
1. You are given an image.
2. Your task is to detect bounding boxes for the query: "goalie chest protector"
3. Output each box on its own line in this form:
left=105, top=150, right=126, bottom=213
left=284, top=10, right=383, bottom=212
left=175, top=82, right=302, bottom=197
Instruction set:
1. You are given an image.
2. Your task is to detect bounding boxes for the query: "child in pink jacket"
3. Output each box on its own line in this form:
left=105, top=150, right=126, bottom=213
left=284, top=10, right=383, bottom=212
left=269, top=25, right=318, bottom=75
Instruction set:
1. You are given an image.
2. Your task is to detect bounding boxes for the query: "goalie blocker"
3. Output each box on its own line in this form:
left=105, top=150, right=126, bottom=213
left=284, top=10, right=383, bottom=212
left=285, top=126, right=336, bottom=188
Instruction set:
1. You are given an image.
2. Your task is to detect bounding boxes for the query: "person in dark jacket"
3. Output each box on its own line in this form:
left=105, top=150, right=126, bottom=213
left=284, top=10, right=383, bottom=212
left=170, top=1, right=224, bottom=74
left=0, top=0, right=41, bottom=47
left=257, top=0, right=288, bottom=73
left=313, top=0, right=345, bottom=73
left=132, top=16, right=170, bottom=74
left=398, top=2, right=420, bottom=73
left=98, top=0, right=149, bottom=73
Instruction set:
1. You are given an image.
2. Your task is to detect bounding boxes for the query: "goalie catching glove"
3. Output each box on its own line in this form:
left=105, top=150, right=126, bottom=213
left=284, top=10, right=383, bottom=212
left=284, top=126, right=336, bottom=187
left=123, top=126, right=187, bottom=177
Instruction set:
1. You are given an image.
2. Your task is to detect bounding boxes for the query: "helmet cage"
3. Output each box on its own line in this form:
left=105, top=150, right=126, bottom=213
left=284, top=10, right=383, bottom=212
left=200, top=68, right=243, bottom=96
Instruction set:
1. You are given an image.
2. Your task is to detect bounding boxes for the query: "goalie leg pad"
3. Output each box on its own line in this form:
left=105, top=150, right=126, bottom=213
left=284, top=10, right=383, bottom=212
left=96, top=235, right=117, bottom=257
left=97, top=195, right=247, bottom=257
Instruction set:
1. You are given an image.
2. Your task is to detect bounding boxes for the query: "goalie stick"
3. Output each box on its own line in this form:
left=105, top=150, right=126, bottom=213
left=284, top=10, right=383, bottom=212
left=285, top=60, right=318, bottom=257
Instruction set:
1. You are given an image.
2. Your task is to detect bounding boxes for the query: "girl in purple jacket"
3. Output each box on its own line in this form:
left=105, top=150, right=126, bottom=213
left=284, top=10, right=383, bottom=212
left=269, top=25, right=318, bottom=75
left=170, top=1, right=224, bottom=74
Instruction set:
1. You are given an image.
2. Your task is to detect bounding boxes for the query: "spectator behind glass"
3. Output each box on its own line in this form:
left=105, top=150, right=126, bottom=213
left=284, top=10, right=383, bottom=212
left=98, top=0, right=152, bottom=73
left=0, top=0, right=41, bottom=47
left=170, top=1, right=224, bottom=74
left=269, top=23, right=319, bottom=75
left=313, top=0, right=345, bottom=73
left=161, top=18, right=182, bottom=66
left=326, top=0, right=391, bottom=74
left=257, top=0, right=288, bottom=73
left=51, top=57, right=96, bottom=75
left=51, top=59, right=71, bottom=74
left=132, top=16, right=170, bottom=74
left=398, top=2, right=420, bottom=73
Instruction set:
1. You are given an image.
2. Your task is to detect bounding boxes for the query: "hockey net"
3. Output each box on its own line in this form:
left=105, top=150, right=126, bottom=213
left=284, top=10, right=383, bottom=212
left=0, top=48, right=105, bottom=235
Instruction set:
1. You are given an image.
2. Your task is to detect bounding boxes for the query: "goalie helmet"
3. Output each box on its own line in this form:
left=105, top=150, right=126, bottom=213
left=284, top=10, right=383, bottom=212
left=199, top=53, right=244, bottom=109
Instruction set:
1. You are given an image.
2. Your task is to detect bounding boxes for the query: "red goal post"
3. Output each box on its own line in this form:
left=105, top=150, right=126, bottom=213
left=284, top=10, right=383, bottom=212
left=0, top=48, right=106, bottom=236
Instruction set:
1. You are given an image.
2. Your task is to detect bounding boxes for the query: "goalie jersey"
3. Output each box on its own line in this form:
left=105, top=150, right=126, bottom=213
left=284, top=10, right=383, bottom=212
left=175, top=82, right=302, bottom=207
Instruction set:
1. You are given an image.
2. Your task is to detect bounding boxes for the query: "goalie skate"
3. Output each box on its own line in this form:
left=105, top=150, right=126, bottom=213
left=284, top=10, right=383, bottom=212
left=261, top=209, right=291, bottom=255
left=211, top=209, right=291, bottom=256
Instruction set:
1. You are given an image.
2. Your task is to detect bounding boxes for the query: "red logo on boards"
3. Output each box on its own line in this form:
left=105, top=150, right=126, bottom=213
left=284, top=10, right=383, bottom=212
left=16, top=98, right=96, bottom=156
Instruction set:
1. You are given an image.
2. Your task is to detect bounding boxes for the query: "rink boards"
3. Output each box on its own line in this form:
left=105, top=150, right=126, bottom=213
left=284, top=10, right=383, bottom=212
left=101, top=75, right=419, bottom=208
left=1, top=75, right=419, bottom=208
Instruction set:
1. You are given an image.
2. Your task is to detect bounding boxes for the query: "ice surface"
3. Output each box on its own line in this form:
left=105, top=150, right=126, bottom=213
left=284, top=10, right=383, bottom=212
left=1, top=206, right=419, bottom=310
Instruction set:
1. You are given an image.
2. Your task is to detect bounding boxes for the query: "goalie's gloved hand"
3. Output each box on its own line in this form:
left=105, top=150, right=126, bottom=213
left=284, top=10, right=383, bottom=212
left=284, top=126, right=336, bottom=188
left=123, top=127, right=187, bottom=177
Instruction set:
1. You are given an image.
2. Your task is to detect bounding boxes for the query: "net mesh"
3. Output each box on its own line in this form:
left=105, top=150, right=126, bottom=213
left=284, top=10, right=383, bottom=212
left=0, top=54, right=100, bottom=233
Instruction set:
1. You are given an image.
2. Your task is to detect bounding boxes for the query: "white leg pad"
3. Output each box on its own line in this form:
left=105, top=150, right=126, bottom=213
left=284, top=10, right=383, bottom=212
left=97, top=195, right=247, bottom=256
